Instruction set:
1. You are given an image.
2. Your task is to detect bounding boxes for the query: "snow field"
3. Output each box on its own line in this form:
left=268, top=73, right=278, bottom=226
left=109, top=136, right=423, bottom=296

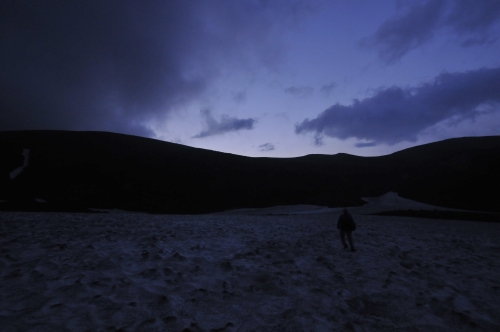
left=0, top=212, right=499, bottom=331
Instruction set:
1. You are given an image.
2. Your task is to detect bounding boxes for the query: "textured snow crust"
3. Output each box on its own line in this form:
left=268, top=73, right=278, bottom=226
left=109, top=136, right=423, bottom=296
left=1, top=212, right=499, bottom=331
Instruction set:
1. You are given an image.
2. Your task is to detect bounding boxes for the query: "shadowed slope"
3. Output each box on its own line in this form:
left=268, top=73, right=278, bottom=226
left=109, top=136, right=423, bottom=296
left=0, top=131, right=499, bottom=213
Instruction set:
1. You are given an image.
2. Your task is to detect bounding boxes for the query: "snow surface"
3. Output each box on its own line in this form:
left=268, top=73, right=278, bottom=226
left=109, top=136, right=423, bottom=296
left=9, top=149, right=30, bottom=180
left=214, top=192, right=459, bottom=216
left=1, top=211, right=499, bottom=331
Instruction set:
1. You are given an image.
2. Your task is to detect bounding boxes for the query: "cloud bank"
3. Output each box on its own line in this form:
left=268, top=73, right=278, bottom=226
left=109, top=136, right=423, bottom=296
left=367, top=0, right=500, bottom=63
left=0, top=1, right=306, bottom=137
left=193, top=110, right=256, bottom=139
left=295, top=67, right=500, bottom=145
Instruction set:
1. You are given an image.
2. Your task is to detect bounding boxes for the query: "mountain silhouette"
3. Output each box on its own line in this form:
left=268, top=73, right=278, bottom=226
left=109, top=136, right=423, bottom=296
left=1, top=131, right=499, bottom=214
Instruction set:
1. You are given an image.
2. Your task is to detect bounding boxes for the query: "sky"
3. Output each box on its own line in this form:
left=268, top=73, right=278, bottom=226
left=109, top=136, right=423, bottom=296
left=1, top=0, right=500, bottom=157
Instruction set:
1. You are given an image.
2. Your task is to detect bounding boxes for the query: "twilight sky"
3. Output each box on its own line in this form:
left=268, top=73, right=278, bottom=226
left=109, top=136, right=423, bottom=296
left=1, top=0, right=500, bottom=157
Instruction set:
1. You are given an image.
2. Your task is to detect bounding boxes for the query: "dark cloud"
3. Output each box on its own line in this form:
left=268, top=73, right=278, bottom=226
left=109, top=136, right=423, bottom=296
left=366, top=0, right=446, bottom=64
left=258, top=143, right=275, bottom=151
left=295, top=67, right=500, bottom=145
left=0, top=1, right=308, bottom=136
left=367, top=0, right=500, bottom=63
left=193, top=109, right=256, bottom=138
left=447, top=0, right=500, bottom=33
left=447, top=0, right=500, bottom=46
left=320, top=82, right=337, bottom=97
left=285, top=86, right=314, bottom=98
left=313, top=135, right=325, bottom=147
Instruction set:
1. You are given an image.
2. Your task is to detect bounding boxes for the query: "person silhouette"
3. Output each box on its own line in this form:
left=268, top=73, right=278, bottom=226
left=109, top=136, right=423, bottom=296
left=337, top=208, right=356, bottom=252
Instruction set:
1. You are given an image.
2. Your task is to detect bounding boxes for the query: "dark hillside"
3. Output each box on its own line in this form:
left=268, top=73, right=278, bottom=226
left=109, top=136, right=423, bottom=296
left=1, top=131, right=499, bottom=213
left=386, top=137, right=500, bottom=212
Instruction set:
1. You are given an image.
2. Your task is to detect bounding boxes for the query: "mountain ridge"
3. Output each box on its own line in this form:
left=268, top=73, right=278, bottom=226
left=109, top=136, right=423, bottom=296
left=1, top=130, right=499, bottom=214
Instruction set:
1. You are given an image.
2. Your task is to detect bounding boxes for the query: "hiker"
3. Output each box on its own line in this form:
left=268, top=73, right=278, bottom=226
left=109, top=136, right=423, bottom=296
left=337, top=208, right=356, bottom=252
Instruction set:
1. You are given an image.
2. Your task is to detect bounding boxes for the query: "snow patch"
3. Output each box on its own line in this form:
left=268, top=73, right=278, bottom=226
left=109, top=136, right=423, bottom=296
left=214, top=192, right=455, bottom=215
left=9, top=149, right=30, bottom=179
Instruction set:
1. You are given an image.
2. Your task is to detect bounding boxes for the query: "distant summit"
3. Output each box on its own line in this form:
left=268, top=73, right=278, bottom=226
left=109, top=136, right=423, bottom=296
left=1, top=130, right=499, bottom=214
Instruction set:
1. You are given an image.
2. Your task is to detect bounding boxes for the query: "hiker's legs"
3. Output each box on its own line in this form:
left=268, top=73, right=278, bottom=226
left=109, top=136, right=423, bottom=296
left=340, top=231, right=348, bottom=248
left=346, top=231, right=355, bottom=250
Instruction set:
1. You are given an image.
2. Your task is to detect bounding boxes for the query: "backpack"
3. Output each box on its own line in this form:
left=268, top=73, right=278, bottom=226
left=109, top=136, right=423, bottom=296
left=342, top=214, right=356, bottom=231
